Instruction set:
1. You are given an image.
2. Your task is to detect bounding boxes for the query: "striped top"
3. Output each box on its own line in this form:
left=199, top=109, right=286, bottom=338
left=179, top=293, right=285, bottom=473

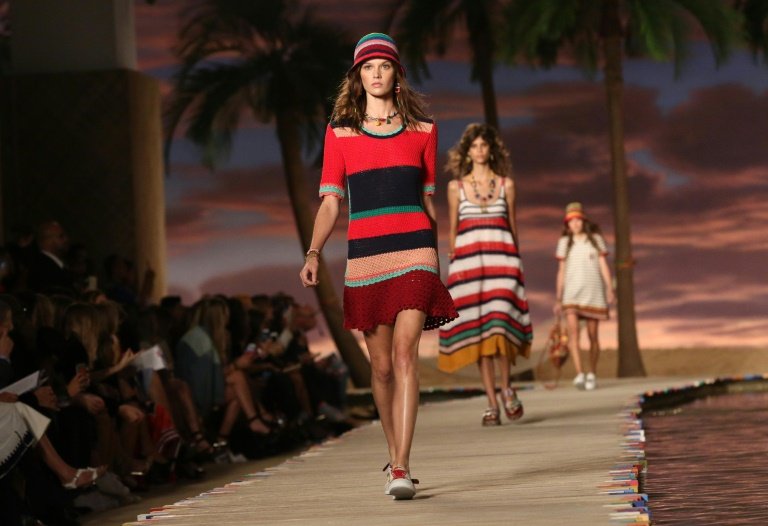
left=319, top=120, right=438, bottom=288
left=556, top=234, right=610, bottom=318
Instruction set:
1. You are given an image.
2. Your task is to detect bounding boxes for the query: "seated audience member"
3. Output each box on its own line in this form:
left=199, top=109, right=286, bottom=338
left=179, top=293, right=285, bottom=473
left=26, top=220, right=75, bottom=294
left=273, top=299, right=350, bottom=422
left=137, top=306, right=212, bottom=471
left=103, top=255, right=156, bottom=309
left=175, top=298, right=273, bottom=451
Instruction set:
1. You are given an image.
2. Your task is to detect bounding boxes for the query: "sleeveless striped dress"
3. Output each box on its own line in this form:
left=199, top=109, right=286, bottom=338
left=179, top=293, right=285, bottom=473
left=438, top=182, right=533, bottom=372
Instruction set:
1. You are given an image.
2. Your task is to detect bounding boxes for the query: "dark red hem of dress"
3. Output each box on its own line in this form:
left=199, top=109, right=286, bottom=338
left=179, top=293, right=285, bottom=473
left=343, top=270, right=458, bottom=332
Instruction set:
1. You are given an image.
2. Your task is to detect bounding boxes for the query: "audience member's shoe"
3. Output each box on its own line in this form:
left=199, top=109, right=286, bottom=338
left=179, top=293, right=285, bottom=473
left=573, top=372, right=586, bottom=390
left=481, top=407, right=501, bottom=426
left=95, top=471, right=130, bottom=497
left=227, top=450, right=249, bottom=463
left=72, top=488, right=120, bottom=513
left=502, top=388, right=524, bottom=421
left=62, top=466, right=105, bottom=489
left=176, top=460, right=205, bottom=480
left=388, top=465, right=418, bottom=500
left=318, top=401, right=347, bottom=423
left=585, top=372, right=597, bottom=391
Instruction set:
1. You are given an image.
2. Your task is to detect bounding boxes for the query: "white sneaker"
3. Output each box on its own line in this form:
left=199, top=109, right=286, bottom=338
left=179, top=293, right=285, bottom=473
left=573, top=372, right=586, bottom=390
left=585, top=373, right=597, bottom=391
left=383, top=463, right=392, bottom=495
left=388, top=466, right=417, bottom=500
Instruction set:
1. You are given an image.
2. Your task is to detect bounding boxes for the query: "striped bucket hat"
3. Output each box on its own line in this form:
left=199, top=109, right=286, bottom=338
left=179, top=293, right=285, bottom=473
left=351, top=33, right=405, bottom=76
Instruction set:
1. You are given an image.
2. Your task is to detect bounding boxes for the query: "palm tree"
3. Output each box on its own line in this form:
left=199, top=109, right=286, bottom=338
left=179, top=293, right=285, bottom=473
left=387, top=0, right=502, bottom=129
left=502, top=0, right=741, bottom=377
left=165, top=0, right=372, bottom=387
left=735, top=0, right=768, bottom=60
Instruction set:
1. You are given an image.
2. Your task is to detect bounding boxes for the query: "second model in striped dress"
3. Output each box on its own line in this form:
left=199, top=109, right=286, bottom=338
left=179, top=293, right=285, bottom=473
left=319, top=119, right=458, bottom=332
left=438, top=184, right=533, bottom=372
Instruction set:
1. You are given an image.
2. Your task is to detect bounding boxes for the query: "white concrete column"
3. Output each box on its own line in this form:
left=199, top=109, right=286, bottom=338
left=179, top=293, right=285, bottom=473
left=11, top=0, right=136, bottom=73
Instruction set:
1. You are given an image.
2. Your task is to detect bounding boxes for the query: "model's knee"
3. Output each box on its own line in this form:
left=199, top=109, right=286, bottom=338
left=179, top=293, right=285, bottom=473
left=392, top=345, right=417, bottom=374
left=371, top=361, right=394, bottom=385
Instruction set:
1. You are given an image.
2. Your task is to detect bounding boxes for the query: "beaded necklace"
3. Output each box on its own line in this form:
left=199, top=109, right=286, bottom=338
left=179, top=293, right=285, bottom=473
left=364, top=110, right=399, bottom=126
left=470, top=174, right=497, bottom=213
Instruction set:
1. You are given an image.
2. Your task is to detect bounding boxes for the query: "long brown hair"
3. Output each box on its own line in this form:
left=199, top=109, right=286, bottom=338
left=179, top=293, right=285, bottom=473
left=561, top=218, right=603, bottom=257
left=331, top=63, right=430, bottom=131
left=63, top=303, right=99, bottom=365
left=190, top=297, right=230, bottom=364
left=446, top=123, right=512, bottom=179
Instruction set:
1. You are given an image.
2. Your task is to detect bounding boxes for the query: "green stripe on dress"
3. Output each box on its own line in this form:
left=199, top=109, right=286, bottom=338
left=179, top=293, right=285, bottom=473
left=440, top=319, right=531, bottom=346
left=319, top=185, right=345, bottom=198
left=350, top=205, right=423, bottom=220
left=345, top=265, right=437, bottom=287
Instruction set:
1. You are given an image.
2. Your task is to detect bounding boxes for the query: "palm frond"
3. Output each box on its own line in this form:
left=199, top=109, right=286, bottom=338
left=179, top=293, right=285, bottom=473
left=736, top=0, right=768, bottom=62
left=501, top=0, right=594, bottom=69
left=166, top=0, right=351, bottom=168
left=673, top=0, right=742, bottom=66
left=389, top=0, right=465, bottom=81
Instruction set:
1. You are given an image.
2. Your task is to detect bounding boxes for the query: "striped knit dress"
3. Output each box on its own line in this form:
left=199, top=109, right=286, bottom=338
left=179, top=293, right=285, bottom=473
left=319, top=119, right=458, bottom=332
left=438, top=183, right=533, bottom=372
left=556, top=234, right=610, bottom=320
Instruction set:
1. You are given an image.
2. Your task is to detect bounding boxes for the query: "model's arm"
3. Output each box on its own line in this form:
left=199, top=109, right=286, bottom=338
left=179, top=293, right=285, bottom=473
left=299, top=196, right=341, bottom=287
left=446, top=180, right=460, bottom=260
left=503, top=177, right=518, bottom=247
left=554, top=259, right=565, bottom=315
left=598, top=254, right=615, bottom=305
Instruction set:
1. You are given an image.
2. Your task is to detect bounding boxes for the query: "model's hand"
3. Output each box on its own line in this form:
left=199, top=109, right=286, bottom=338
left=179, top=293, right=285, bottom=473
left=553, top=301, right=562, bottom=316
left=607, top=288, right=616, bottom=306
left=300, top=257, right=319, bottom=287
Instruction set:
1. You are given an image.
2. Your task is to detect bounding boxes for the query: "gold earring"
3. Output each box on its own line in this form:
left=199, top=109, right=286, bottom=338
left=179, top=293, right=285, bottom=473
left=465, top=155, right=471, bottom=164
left=490, top=153, right=495, bottom=161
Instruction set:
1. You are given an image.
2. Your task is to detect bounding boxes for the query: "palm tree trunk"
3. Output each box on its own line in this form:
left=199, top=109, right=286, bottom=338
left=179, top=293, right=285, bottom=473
left=275, top=110, right=372, bottom=387
left=468, top=10, right=500, bottom=130
left=601, top=0, right=646, bottom=377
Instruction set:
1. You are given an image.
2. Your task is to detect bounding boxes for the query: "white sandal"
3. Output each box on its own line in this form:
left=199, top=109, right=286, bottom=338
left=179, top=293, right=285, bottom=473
left=62, top=467, right=100, bottom=489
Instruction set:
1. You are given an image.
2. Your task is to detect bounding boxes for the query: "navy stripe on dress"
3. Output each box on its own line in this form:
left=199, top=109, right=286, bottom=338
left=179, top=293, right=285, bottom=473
left=348, top=229, right=435, bottom=259
left=348, top=166, right=422, bottom=214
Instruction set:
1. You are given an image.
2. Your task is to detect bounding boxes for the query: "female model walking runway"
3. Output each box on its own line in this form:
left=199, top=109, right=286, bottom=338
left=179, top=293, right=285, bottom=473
left=299, top=33, right=457, bottom=500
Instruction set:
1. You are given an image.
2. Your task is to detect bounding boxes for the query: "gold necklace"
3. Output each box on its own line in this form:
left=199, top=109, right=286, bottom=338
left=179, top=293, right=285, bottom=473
left=470, top=174, right=496, bottom=213
left=364, top=110, right=398, bottom=126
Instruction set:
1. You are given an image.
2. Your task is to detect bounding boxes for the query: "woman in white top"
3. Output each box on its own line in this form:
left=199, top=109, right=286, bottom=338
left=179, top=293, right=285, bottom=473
left=553, top=202, right=614, bottom=390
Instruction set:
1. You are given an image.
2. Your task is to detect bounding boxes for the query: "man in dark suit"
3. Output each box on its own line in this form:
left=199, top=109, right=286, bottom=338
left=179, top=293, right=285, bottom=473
left=26, top=221, right=74, bottom=294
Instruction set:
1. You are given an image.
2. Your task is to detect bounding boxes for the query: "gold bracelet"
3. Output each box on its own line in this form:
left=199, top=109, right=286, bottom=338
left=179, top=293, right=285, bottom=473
left=305, top=248, right=320, bottom=262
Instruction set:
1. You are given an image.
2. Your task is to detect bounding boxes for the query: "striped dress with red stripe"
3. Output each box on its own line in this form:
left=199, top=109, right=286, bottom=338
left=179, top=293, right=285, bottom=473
left=438, top=184, right=533, bottom=372
left=319, top=120, right=457, bottom=332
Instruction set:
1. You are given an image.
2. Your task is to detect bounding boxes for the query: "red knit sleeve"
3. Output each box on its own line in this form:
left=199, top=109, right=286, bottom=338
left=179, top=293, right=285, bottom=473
left=421, top=122, right=437, bottom=196
left=319, top=125, right=345, bottom=199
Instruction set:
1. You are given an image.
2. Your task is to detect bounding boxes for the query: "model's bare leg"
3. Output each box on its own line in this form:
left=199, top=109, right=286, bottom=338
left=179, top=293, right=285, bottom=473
left=38, top=435, right=106, bottom=486
left=586, top=319, right=600, bottom=373
left=226, top=369, right=269, bottom=434
left=498, top=350, right=511, bottom=391
left=364, top=324, right=396, bottom=463
left=479, top=356, right=498, bottom=410
left=566, top=312, right=583, bottom=373
left=390, top=309, right=425, bottom=469
left=218, top=394, right=241, bottom=440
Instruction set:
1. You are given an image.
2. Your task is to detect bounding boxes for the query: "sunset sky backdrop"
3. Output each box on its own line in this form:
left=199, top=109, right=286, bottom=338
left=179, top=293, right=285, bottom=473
left=134, top=1, right=768, bottom=352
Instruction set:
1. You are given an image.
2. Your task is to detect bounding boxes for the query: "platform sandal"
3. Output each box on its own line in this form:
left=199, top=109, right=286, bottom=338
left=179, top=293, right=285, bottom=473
left=482, top=407, right=501, bottom=426
left=501, top=387, right=524, bottom=421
